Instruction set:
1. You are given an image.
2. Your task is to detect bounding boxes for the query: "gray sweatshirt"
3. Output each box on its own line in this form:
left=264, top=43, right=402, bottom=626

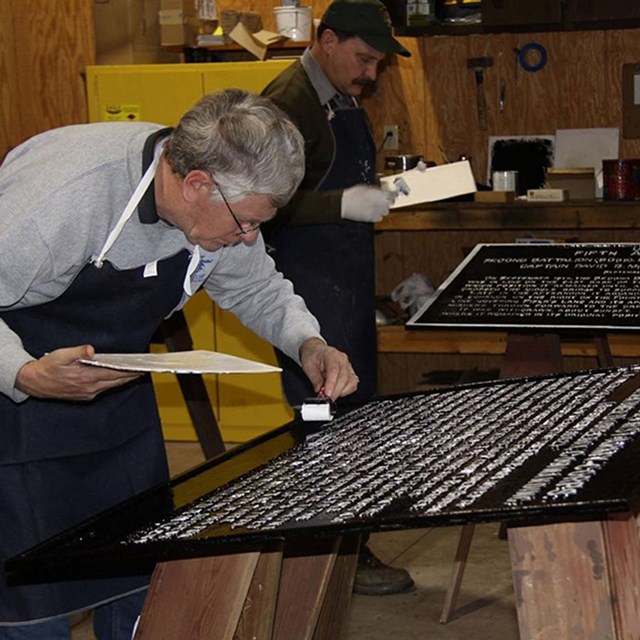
left=0, top=122, right=322, bottom=401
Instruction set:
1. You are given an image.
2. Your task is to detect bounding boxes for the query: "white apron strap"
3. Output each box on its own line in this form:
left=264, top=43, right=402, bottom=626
left=93, top=138, right=166, bottom=268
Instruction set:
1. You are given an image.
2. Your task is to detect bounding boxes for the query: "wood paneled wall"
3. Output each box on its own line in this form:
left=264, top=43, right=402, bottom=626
left=224, top=1, right=640, bottom=182
left=366, top=28, right=640, bottom=183
left=0, top=0, right=95, bottom=162
left=6, top=0, right=638, bottom=182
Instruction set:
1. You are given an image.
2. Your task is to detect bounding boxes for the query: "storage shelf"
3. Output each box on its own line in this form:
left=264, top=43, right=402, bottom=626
left=377, top=325, right=640, bottom=357
left=164, top=40, right=309, bottom=62
left=375, top=200, right=640, bottom=232
left=394, top=19, right=640, bottom=38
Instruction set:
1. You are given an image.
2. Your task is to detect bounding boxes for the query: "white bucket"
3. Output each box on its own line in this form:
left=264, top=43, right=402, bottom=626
left=273, top=6, right=312, bottom=42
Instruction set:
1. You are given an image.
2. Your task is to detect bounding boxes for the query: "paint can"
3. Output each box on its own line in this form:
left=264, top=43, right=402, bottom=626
left=273, top=6, right=312, bottom=41
left=602, top=159, right=640, bottom=200
left=492, top=170, right=518, bottom=192
left=384, top=154, right=424, bottom=175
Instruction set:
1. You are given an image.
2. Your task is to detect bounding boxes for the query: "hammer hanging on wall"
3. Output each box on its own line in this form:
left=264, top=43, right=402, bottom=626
left=467, top=57, right=494, bottom=130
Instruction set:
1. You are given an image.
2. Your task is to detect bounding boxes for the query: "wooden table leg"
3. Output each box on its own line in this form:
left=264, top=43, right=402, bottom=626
left=440, top=524, right=475, bottom=623
left=134, top=535, right=356, bottom=640
left=157, top=310, right=226, bottom=459
left=595, top=333, right=615, bottom=368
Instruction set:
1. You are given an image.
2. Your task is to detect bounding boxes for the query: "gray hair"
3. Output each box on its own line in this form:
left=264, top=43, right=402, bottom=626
left=164, top=88, right=304, bottom=207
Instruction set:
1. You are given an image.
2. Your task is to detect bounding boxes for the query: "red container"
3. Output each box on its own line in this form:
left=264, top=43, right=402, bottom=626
left=602, top=159, right=640, bottom=201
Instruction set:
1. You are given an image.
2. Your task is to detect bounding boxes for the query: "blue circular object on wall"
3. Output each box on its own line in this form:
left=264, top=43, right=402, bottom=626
left=519, top=42, right=548, bottom=72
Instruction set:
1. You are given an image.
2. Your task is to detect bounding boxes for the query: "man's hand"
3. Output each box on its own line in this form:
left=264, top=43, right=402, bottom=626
left=15, top=345, right=142, bottom=402
left=340, top=185, right=395, bottom=223
left=299, top=338, right=359, bottom=401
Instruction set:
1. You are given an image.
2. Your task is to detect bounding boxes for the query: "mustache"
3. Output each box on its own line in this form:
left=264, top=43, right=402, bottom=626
left=353, top=78, right=376, bottom=87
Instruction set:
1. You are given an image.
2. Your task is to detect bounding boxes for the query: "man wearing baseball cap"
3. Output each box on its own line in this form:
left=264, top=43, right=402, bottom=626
left=321, top=0, right=411, bottom=58
left=262, top=0, right=415, bottom=596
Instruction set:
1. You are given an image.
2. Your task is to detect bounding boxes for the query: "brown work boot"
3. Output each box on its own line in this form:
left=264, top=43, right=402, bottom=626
left=353, top=545, right=415, bottom=596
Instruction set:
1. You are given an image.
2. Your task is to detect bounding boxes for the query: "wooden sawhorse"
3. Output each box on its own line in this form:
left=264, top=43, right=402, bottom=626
left=154, top=310, right=225, bottom=459
left=135, top=536, right=360, bottom=640
left=440, top=330, right=617, bottom=624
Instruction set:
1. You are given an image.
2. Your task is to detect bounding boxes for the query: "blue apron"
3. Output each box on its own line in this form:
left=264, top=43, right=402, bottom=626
left=0, top=144, right=190, bottom=622
left=269, top=100, right=378, bottom=407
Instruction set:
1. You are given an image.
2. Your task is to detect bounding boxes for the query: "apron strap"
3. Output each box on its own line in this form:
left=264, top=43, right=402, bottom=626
left=93, top=139, right=166, bottom=268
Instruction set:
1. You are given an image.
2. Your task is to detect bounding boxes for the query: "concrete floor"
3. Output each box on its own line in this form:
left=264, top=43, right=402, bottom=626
left=71, top=441, right=520, bottom=639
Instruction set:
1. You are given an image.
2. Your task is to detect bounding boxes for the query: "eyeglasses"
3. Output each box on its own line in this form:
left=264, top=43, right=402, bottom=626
left=217, top=186, right=262, bottom=237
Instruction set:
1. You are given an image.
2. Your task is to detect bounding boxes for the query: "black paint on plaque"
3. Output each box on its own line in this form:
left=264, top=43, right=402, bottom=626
left=490, top=138, right=554, bottom=194
left=408, top=243, right=640, bottom=331
left=7, top=366, right=640, bottom=585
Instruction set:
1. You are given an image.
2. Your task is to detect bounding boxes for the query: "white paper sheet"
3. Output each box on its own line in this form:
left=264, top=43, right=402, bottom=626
left=554, top=128, right=619, bottom=195
left=379, top=160, right=476, bottom=208
left=79, top=350, right=282, bottom=374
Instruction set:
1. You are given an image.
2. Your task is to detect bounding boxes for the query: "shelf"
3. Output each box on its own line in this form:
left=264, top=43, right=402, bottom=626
left=164, top=40, right=309, bottom=63
left=375, top=200, right=640, bottom=232
left=377, top=325, right=640, bottom=358
left=393, top=19, right=640, bottom=38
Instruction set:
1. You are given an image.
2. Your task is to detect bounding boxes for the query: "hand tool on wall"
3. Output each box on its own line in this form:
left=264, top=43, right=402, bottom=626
left=467, top=56, right=494, bottom=130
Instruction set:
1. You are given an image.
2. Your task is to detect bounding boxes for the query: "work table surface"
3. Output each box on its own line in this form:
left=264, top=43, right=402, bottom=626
left=375, top=200, right=640, bottom=231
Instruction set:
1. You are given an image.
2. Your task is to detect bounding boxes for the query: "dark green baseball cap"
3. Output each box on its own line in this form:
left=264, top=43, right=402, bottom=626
left=321, top=0, right=411, bottom=57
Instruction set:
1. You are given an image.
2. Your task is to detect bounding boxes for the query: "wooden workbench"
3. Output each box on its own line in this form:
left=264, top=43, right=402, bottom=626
left=374, top=201, right=640, bottom=394
left=378, top=325, right=640, bottom=358
left=8, top=366, right=640, bottom=639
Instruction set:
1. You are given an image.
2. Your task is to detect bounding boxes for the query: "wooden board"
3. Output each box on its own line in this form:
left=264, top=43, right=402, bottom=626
left=508, top=512, right=640, bottom=639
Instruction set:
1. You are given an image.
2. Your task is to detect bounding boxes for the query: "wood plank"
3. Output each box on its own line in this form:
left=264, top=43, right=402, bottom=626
left=603, top=512, right=640, bottom=637
left=508, top=520, right=617, bottom=639
left=440, top=524, right=476, bottom=623
left=377, top=326, right=640, bottom=358
left=11, top=0, right=95, bottom=139
left=313, top=535, right=360, bottom=640
left=377, top=352, right=413, bottom=395
left=378, top=327, right=508, bottom=355
left=136, top=552, right=260, bottom=640
left=376, top=203, right=640, bottom=232
left=0, top=0, right=95, bottom=161
left=234, top=543, right=284, bottom=640
left=500, top=333, right=563, bottom=378
left=272, top=538, right=340, bottom=640
left=0, top=0, right=19, bottom=162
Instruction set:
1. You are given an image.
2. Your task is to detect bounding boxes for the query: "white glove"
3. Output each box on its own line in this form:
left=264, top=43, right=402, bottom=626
left=340, top=185, right=395, bottom=223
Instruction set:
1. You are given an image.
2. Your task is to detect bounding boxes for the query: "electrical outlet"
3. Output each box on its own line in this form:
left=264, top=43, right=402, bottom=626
left=383, top=124, right=399, bottom=151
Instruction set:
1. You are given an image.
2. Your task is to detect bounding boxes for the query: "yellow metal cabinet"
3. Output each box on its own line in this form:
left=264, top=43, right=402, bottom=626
left=86, top=61, right=295, bottom=442
left=86, top=61, right=295, bottom=124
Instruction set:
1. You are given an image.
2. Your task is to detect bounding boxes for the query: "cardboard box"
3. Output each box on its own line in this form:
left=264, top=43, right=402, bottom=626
left=527, top=188, right=568, bottom=202
left=95, top=0, right=179, bottom=64
left=159, top=0, right=198, bottom=46
left=545, top=168, right=596, bottom=200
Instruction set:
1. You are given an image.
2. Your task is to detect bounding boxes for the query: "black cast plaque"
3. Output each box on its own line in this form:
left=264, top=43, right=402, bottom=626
left=7, top=365, right=640, bottom=584
left=407, top=243, right=640, bottom=330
